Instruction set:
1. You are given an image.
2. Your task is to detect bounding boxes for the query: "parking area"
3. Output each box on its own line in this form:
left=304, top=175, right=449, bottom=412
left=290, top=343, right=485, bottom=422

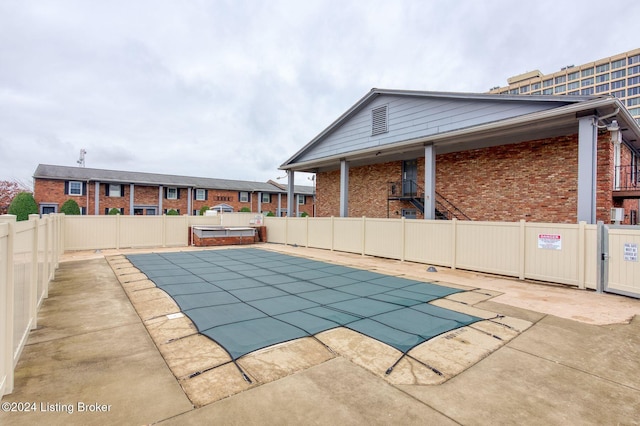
left=1, top=244, right=639, bottom=425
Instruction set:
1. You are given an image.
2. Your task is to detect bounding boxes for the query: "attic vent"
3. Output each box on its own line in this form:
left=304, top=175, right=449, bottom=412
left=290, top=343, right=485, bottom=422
left=371, top=105, right=388, bottom=135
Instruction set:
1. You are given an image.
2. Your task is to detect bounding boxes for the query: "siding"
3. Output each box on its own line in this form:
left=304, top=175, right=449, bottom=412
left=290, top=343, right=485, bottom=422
left=297, top=95, right=568, bottom=163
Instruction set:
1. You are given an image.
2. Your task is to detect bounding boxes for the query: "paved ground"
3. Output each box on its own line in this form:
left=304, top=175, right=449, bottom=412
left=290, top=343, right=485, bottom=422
left=1, top=244, right=640, bottom=425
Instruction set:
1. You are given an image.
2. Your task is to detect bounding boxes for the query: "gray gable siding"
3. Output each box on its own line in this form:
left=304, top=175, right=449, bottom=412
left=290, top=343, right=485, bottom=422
left=295, top=95, right=570, bottom=163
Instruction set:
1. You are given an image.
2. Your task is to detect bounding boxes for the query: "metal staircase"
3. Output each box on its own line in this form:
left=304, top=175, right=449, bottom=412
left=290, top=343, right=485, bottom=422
left=387, top=180, right=470, bottom=220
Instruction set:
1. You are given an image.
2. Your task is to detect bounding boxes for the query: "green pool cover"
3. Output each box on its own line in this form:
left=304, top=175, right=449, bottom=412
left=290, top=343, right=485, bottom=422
left=127, top=248, right=481, bottom=360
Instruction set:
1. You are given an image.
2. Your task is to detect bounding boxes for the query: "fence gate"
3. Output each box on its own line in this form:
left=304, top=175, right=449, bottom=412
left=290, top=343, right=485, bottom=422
left=598, top=223, right=640, bottom=298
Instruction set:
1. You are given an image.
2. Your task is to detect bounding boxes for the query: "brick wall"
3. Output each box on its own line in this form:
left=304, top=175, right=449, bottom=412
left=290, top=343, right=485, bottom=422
left=316, top=133, right=629, bottom=223
left=34, top=179, right=314, bottom=216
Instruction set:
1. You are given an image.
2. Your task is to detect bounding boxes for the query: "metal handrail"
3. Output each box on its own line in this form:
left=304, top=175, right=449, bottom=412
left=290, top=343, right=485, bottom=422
left=387, top=180, right=470, bottom=220
left=614, top=165, right=640, bottom=190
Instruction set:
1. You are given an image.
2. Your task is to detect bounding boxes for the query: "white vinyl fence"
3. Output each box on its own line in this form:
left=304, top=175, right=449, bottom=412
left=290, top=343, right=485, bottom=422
left=264, top=216, right=600, bottom=289
left=1, top=214, right=62, bottom=397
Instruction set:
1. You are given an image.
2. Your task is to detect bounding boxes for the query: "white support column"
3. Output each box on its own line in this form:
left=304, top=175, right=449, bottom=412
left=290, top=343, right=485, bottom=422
left=577, top=116, right=598, bottom=224
left=187, top=188, right=192, bottom=215
left=158, top=186, right=163, bottom=215
left=287, top=171, right=295, bottom=217
left=339, top=160, right=349, bottom=217
left=129, top=184, right=135, bottom=215
left=258, top=192, right=262, bottom=213
left=94, top=182, right=100, bottom=215
left=277, top=193, right=282, bottom=217
left=424, top=144, right=436, bottom=220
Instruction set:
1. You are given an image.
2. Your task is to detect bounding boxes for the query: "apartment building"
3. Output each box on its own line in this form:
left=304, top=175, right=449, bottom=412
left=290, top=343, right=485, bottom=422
left=33, top=164, right=315, bottom=217
left=488, top=48, right=640, bottom=125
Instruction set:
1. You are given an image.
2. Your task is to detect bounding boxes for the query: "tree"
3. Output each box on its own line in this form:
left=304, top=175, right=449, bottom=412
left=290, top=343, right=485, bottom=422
left=60, top=199, right=81, bottom=215
left=0, top=180, right=29, bottom=214
left=167, top=209, right=179, bottom=215
left=199, top=206, right=210, bottom=216
left=8, top=192, right=38, bottom=221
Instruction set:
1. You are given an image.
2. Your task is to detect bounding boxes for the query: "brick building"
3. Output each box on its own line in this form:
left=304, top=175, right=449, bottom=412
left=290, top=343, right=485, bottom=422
left=33, top=165, right=315, bottom=217
left=280, top=89, right=640, bottom=224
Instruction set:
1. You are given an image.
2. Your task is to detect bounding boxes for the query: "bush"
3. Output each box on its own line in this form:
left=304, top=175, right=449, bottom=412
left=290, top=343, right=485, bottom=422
left=199, top=206, right=210, bottom=216
left=8, top=192, right=38, bottom=221
left=60, top=199, right=81, bottom=215
left=300, top=212, right=309, bottom=217
left=108, top=208, right=121, bottom=215
left=265, top=211, right=275, bottom=217
left=167, top=209, right=179, bottom=215
left=239, top=207, right=251, bottom=212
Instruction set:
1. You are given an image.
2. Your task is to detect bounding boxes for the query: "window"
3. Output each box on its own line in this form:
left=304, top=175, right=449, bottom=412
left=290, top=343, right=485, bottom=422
left=542, top=88, right=553, bottom=95
left=195, top=188, right=207, bottom=201
left=611, top=69, right=626, bottom=79
left=581, top=87, right=594, bottom=95
left=108, top=184, right=122, bottom=197
left=371, top=105, right=388, bottom=135
left=543, top=79, right=553, bottom=87
left=628, top=97, right=640, bottom=107
left=239, top=191, right=249, bottom=202
left=596, top=83, right=609, bottom=93
left=581, top=68, right=594, bottom=77
left=611, top=80, right=625, bottom=90
left=166, top=187, right=178, bottom=200
left=509, top=88, right=518, bottom=95
left=630, top=65, right=640, bottom=75
left=519, top=85, right=529, bottom=93
left=612, top=59, right=626, bottom=69
left=595, top=74, right=609, bottom=83
left=581, top=78, right=594, bottom=87
left=611, top=90, right=625, bottom=98
left=297, top=195, right=306, bottom=205
left=554, top=76, right=566, bottom=84
left=554, top=85, right=566, bottom=93
left=568, top=71, right=580, bottom=81
left=567, top=91, right=579, bottom=95
left=261, top=193, right=271, bottom=203
left=628, top=87, right=640, bottom=97
left=629, top=76, right=640, bottom=86
left=67, top=181, right=83, bottom=196
left=596, top=63, right=610, bottom=73
left=567, top=81, right=579, bottom=90
left=531, top=91, right=541, bottom=95
left=629, top=54, right=640, bottom=65
left=531, top=82, right=541, bottom=90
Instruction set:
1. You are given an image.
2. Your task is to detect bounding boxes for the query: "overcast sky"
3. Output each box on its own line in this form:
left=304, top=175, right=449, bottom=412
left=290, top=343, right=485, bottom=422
left=1, top=0, right=639, bottom=187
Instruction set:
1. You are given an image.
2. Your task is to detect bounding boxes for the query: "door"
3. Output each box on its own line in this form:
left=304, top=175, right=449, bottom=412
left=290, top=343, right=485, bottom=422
left=599, top=224, right=640, bottom=298
left=402, top=160, right=417, bottom=196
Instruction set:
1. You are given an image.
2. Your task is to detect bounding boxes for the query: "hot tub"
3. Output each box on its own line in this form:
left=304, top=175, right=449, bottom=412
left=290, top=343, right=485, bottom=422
left=191, top=226, right=256, bottom=246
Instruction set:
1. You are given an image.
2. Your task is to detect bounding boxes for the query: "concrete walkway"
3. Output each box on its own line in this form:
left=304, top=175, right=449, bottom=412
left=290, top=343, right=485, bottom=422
left=1, top=245, right=640, bottom=425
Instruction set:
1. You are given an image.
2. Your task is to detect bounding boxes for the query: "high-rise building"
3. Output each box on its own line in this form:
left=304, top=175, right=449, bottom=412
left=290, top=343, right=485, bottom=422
left=488, top=48, right=640, bottom=125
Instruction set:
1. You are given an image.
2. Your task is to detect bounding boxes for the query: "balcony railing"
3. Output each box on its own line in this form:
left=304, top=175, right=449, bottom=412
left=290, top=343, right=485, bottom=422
left=614, top=165, right=640, bottom=191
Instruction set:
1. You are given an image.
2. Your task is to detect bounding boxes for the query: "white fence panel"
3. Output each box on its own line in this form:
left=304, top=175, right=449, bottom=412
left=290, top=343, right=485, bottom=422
left=307, top=217, right=333, bottom=250
left=524, top=223, right=582, bottom=286
left=264, top=217, right=286, bottom=243
left=65, top=216, right=118, bottom=250
left=364, top=218, right=403, bottom=260
left=404, top=220, right=454, bottom=266
left=455, top=221, right=521, bottom=276
left=333, top=218, right=363, bottom=254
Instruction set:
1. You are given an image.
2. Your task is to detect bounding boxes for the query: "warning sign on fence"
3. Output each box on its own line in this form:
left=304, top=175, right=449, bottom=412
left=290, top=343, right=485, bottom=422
left=624, top=243, right=638, bottom=262
left=538, top=234, right=562, bottom=250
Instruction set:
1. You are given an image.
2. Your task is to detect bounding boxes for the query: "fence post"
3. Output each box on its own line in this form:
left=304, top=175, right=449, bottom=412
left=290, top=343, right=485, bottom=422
left=285, top=215, right=289, bottom=246
left=305, top=215, right=309, bottom=248
left=519, top=219, right=526, bottom=280
left=28, top=215, right=39, bottom=329
left=1, top=215, right=16, bottom=395
left=361, top=216, right=366, bottom=256
left=330, top=216, right=334, bottom=252
left=451, top=218, right=457, bottom=270
left=578, top=221, right=586, bottom=289
left=401, top=217, right=406, bottom=262
left=162, top=214, right=167, bottom=248
left=44, top=215, right=50, bottom=297
left=116, top=213, right=121, bottom=250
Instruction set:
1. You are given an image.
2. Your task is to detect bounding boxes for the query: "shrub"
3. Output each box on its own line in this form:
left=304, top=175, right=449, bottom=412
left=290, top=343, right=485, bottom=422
left=199, top=206, right=210, bottom=216
left=167, top=209, right=179, bottom=215
left=108, top=208, right=121, bottom=215
left=239, top=207, right=251, bottom=212
left=8, top=192, right=38, bottom=221
left=300, top=212, right=309, bottom=217
left=60, top=199, right=81, bottom=215
left=265, top=211, right=275, bottom=217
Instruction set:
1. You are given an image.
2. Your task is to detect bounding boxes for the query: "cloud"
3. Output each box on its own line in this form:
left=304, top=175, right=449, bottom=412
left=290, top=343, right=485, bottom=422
left=1, top=0, right=639, bottom=188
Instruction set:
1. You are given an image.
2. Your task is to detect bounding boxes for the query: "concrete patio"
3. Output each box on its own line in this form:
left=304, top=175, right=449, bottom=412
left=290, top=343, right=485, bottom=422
left=1, top=244, right=639, bottom=425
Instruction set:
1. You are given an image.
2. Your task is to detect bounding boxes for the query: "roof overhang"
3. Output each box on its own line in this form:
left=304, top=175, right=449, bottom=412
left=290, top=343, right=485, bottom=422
left=281, top=96, right=640, bottom=173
